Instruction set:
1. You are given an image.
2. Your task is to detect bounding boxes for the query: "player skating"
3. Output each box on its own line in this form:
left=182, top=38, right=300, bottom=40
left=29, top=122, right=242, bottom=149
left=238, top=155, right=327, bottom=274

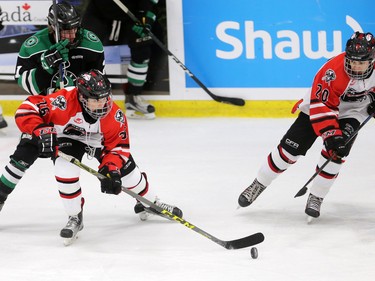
left=238, top=32, right=375, bottom=221
left=14, top=69, right=182, bottom=245
left=0, top=2, right=104, bottom=211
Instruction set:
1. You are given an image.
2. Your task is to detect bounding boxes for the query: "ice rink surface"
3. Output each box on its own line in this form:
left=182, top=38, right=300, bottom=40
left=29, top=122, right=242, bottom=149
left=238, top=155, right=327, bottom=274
left=0, top=116, right=374, bottom=281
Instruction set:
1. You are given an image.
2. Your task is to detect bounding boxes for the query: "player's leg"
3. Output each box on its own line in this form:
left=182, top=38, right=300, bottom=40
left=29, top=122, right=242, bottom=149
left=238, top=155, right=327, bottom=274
left=0, top=134, right=40, bottom=211
left=55, top=139, right=86, bottom=244
left=305, top=117, right=360, bottom=219
left=238, top=112, right=317, bottom=207
left=0, top=104, right=7, bottom=129
left=124, top=26, right=155, bottom=119
left=121, top=155, right=182, bottom=220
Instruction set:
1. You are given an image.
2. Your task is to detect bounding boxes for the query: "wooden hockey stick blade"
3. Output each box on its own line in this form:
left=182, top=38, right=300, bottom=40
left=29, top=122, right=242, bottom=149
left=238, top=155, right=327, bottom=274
left=57, top=151, right=264, bottom=250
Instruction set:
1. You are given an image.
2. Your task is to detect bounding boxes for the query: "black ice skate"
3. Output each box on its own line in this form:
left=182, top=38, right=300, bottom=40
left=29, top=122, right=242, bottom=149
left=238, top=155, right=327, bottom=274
left=60, top=210, right=83, bottom=246
left=134, top=198, right=183, bottom=221
left=0, top=201, right=4, bottom=212
left=134, top=201, right=150, bottom=221
left=238, top=179, right=266, bottom=207
left=125, top=95, right=156, bottom=119
left=305, top=193, right=323, bottom=221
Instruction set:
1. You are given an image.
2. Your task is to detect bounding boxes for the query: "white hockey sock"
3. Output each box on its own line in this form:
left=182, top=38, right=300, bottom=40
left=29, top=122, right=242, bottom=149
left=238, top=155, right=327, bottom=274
left=257, top=145, right=300, bottom=186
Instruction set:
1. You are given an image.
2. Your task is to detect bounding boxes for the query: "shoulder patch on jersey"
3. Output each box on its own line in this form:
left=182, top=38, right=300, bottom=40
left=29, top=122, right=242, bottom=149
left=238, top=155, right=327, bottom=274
left=24, top=36, right=39, bottom=48
left=115, top=109, right=125, bottom=124
left=50, top=95, right=67, bottom=110
left=322, top=69, right=336, bottom=83
left=86, top=31, right=100, bottom=43
left=79, top=29, right=104, bottom=52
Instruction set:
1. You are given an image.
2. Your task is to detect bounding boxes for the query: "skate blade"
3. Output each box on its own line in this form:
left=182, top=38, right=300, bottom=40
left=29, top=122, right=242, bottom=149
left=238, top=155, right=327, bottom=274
left=306, top=215, right=315, bottom=224
left=0, top=128, right=7, bottom=135
left=142, top=207, right=177, bottom=220
left=138, top=210, right=150, bottom=221
left=63, top=236, right=78, bottom=246
left=126, top=110, right=156, bottom=120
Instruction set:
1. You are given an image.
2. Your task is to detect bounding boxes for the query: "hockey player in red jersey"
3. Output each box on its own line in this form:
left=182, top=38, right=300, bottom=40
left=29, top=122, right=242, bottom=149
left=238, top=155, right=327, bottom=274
left=0, top=2, right=104, bottom=213
left=15, top=2, right=105, bottom=95
left=238, top=32, right=375, bottom=220
left=14, top=69, right=182, bottom=245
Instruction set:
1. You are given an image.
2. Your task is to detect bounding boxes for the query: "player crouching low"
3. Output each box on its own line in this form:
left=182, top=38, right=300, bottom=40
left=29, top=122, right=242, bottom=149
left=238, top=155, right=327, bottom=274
left=13, top=69, right=182, bottom=245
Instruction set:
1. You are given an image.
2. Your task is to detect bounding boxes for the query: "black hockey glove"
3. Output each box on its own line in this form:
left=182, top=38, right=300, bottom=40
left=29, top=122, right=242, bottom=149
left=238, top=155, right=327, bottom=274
left=33, top=123, right=58, bottom=158
left=132, top=11, right=156, bottom=38
left=98, top=164, right=122, bottom=195
left=323, top=132, right=349, bottom=159
left=40, top=39, right=69, bottom=75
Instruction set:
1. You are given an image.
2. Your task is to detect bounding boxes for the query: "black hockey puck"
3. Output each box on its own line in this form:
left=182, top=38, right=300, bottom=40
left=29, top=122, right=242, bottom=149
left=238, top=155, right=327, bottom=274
left=250, top=247, right=258, bottom=259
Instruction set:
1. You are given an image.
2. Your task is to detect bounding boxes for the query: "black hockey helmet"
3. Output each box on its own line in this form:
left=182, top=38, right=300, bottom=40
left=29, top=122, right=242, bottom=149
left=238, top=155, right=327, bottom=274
left=77, top=69, right=113, bottom=120
left=47, top=1, right=81, bottom=47
left=344, top=32, right=375, bottom=79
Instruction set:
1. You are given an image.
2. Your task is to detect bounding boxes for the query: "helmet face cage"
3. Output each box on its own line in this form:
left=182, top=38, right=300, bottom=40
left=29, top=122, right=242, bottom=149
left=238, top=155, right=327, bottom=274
left=47, top=2, right=81, bottom=47
left=77, top=70, right=113, bottom=120
left=344, top=32, right=375, bottom=79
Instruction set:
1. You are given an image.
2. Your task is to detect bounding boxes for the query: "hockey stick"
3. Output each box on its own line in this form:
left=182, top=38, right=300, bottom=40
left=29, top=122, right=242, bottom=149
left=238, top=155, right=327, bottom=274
left=52, top=0, right=64, bottom=90
left=112, top=0, right=245, bottom=107
left=294, top=113, right=374, bottom=198
left=57, top=150, right=264, bottom=249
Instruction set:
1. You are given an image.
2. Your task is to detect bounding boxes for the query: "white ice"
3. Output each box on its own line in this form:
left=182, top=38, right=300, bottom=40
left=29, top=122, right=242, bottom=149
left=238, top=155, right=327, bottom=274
left=0, top=116, right=374, bottom=281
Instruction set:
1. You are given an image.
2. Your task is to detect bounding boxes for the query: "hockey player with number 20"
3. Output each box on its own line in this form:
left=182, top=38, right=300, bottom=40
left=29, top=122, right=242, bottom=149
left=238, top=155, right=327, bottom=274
left=14, top=69, right=182, bottom=245
left=238, top=32, right=375, bottom=221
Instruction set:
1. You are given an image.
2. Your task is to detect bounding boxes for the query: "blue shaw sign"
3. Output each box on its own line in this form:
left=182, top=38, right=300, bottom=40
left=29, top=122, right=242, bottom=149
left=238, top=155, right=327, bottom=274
left=182, top=0, right=373, bottom=88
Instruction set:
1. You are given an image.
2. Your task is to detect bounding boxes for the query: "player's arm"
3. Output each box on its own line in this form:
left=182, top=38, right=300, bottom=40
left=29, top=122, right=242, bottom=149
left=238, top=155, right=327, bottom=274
left=309, top=56, right=352, bottom=158
left=308, top=63, right=342, bottom=137
left=79, top=29, right=105, bottom=72
left=15, top=37, right=69, bottom=95
left=98, top=110, right=130, bottom=195
left=15, top=95, right=58, bottom=158
left=86, top=49, right=105, bottom=73
left=132, top=0, right=159, bottom=38
left=100, top=120, right=130, bottom=168
left=15, top=95, right=51, bottom=133
left=15, top=52, right=52, bottom=95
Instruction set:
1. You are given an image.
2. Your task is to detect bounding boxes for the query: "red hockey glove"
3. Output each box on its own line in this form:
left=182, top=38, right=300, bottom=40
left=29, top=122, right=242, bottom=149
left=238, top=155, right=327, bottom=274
left=98, top=163, right=122, bottom=195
